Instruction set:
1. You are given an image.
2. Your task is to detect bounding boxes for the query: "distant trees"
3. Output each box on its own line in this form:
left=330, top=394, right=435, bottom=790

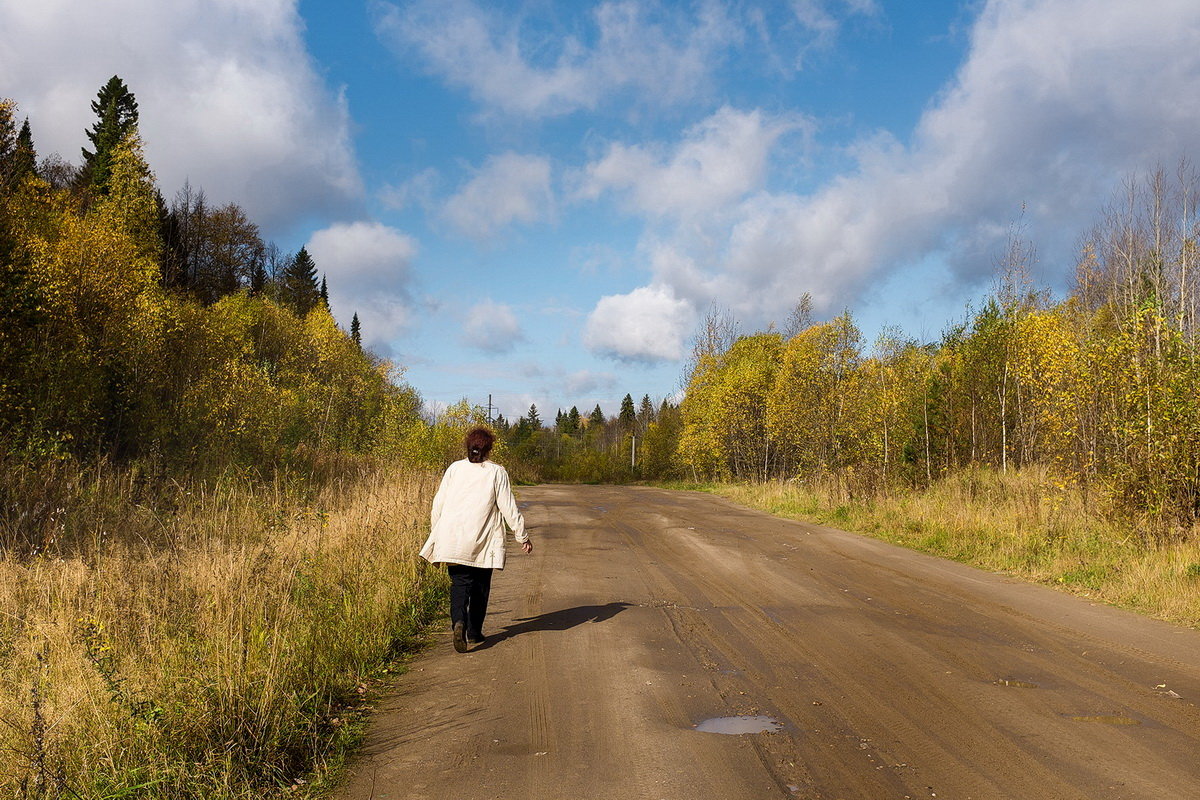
left=0, top=106, right=37, bottom=190
left=0, top=85, right=421, bottom=471
left=637, top=394, right=655, bottom=431
left=499, top=392, right=683, bottom=483
left=618, top=394, right=636, bottom=431
left=158, top=185, right=336, bottom=316
left=671, top=164, right=1200, bottom=531
left=282, top=246, right=320, bottom=314
left=161, top=185, right=268, bottom=303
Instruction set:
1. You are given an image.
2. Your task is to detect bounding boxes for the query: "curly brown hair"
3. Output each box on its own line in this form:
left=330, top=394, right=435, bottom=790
left=465, top=426, right=496, bottom=463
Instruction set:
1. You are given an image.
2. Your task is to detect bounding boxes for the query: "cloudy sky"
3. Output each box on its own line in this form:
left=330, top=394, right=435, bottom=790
left=4, top=0, right=1200, bottom=418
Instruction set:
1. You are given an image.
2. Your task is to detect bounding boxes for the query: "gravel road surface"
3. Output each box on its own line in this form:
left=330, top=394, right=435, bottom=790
left=340, top=485, right=1200, bottom=799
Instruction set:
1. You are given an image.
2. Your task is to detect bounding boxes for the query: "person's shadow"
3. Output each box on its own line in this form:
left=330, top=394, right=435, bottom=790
left=474, top=602, right=632, bottom=650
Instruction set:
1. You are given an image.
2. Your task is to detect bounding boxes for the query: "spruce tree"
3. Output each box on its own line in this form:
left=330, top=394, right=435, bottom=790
left=618, top=393, right=636, bottom=430
left=282, top=246, right=319, bottom=314
left=567, top=406, right=581, bottom=435
left=527, top=403, right=542, bottom=430
left=0, top=101, right=34, bottom=191
left=589, top=404, right=605, bottom=428
left=250, top=259, right=267, bottom=296
left=638, top=394, right=655, bottom=428
left=82, top=75, right=139, bottom=196
left=12, top=119, right=36, bottom=183
left=350, top=312, right=362, bottom=347
left=319, top=274, right=329, bottom=306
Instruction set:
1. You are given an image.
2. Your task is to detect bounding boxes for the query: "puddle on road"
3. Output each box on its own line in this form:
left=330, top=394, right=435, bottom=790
left=994, top=679, right=1040, bottom=689
left=695, top=715, right=783, bottom=735
left=1072, top=715, right=1141, bottom=726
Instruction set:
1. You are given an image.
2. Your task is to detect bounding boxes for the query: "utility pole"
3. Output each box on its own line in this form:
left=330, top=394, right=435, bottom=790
left=487, top=393, right=494, bottom=426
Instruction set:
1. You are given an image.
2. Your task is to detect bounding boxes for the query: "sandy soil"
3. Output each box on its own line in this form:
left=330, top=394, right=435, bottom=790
left=339, top=485, right=1200, bottom=800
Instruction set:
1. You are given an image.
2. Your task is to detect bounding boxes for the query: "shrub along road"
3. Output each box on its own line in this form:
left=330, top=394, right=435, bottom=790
left=340, top=485, right=1200, bottom=799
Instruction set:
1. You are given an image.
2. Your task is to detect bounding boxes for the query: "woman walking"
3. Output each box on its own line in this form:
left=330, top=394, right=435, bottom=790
left=419, top=427, right=533, bottom=652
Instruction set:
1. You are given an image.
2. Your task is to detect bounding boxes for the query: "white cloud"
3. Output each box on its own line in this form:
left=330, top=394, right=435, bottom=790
left=579, top=106, right=809, bottom=220
left=582, top=0, right=1200, bottom=346
left=583, top=284, right=695, bottom=363
left=443, top=152, right=554, bottom=238
left=462, top=300, right=525, bottom=353
left=0, top=0, right=362, bottom=234
left=372, top=0, right=738, bottom=118
left=379, top=167, right=440, bottom=211
left=306, top=221, right=418, bottom=351
left=564, top=370, right=617, bottom=397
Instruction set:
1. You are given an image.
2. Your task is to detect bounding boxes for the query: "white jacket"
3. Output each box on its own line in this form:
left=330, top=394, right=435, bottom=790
left=419, top=459, right=527, bottom=569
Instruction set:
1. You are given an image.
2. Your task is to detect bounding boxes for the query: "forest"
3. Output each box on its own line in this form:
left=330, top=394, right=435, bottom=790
left=674, top=167, right=1200, bottom=537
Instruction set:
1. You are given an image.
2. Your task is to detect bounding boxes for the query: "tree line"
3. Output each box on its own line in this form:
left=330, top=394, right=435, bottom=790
left=498, top=393, right=682, bottom=482
left=1, top=77, right=407, bottom=508
left=421, top=393, right=683, bottom=484
left=675, top=166, right=1200, bottom=535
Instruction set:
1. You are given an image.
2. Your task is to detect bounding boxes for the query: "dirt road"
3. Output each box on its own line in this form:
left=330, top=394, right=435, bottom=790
left=340, top=485, right=1200, bottom=799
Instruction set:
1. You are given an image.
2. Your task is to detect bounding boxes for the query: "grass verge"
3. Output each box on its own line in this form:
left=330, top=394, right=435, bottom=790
left=666, top=467, right=1200, bottom=629
left=0, top=463, right=445, bottom=799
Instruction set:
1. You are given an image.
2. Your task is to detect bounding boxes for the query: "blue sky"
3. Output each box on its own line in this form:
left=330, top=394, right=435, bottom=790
left=4, top=0, right=1200, bottom=419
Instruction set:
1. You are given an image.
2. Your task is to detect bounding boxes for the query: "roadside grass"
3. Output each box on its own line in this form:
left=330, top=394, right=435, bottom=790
left=0, top=462, right=444, bottom=799
left=666, top=467, right=1200, bottom=629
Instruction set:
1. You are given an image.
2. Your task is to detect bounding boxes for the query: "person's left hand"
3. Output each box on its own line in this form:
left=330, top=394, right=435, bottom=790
left=522, top=540, right=533, bottom=554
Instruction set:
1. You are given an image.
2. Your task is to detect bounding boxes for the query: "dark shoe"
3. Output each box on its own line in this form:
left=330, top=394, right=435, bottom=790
left=467, top=631, right=485, bottom=644
left=452, top=622, right=468, bottom=653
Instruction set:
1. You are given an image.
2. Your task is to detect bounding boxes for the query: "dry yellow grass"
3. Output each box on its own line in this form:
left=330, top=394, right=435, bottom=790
left=0, top=465, right=443, bottom=799
left=685, top=467, right=1200, bottom=629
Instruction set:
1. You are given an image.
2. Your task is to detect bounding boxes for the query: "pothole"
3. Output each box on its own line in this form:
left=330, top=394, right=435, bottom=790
left=695, top=715, right=783, bottom=735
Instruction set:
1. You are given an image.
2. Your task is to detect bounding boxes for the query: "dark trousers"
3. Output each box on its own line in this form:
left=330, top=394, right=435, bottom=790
left=447, top=564, right=493, bottom=638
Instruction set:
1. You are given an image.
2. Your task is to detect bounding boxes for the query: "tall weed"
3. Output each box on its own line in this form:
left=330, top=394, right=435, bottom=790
left=0, top=459, right=442, bottom=798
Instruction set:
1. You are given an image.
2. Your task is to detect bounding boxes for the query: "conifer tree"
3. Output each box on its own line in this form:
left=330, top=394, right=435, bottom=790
left=82, top=75, right=139, bottom=196
left=527, top=403, right=542, bottom=430
left=350, top=312, right=362, bottom=347
left=250, top=259, right=267, bottom=296
left=320, top=274, right=329, bottom=306
left=281, top=246, right=320, bottom=314
left=638, top=394, right=655, bottom=429
left=589, top=404, right=605, bottom=428
left=9, top=119, right=37, bottom=186
left=567, top=406, right=581, bottom=435
left=0, top=100, right=34, bottom=191
left=618, top=393, right=636, bottom=430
